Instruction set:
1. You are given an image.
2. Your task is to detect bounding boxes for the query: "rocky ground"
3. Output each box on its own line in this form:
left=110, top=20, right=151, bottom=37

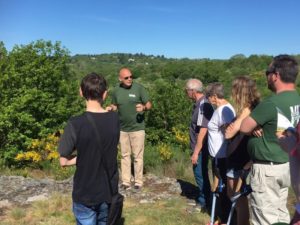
left=0, top=174, right=198, bottom=217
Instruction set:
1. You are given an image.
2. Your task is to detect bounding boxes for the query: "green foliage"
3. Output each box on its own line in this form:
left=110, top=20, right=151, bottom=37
left=0, top=40, right=82, bottom=166
left=144, top=143, right=192, bottom=179
left=144, top=144, right=163, bottom=172
left=1, top=39, right=299, bottom=169
left=146, top=80, right=191, bottom=142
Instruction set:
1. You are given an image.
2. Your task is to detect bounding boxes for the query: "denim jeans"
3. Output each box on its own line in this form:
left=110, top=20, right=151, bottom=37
left=192, top=149, right=211, bottom=208
left=73, top=201, right=108, bottom=225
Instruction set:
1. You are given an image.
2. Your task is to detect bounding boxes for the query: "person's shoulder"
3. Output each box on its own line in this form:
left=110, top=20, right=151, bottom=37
left=224, top=103, right=235, bottom=113
left=202, top=100, right=214, bottom=110
left=133, top=82, right=146, bottom=89
left=111, top=83, right=121, bottom=92
left=257, top=95, right=274, bottom=106
left=68, top=113, right=86, bottom=125
left=107, top=111, right=119, bottom=118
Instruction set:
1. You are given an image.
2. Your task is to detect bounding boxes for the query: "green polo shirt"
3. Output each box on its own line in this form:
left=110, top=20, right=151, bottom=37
left=248, top=91, right=300, bottom=163
left=111, top=82, right=150, bottom=132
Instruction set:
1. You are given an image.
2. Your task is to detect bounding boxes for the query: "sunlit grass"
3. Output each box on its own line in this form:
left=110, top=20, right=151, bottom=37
left=120, top=197, right=210, bottom=225
left=0, top=193, right=210, bottom=225
left=0, top=187, right=297, bottom=225
left=0, top=193, right=74, bottom=225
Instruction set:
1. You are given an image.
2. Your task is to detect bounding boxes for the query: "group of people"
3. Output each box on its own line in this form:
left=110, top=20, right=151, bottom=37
left=187, top=54, right=300, bottom=225
left=57, top=54, right=300, bottom=225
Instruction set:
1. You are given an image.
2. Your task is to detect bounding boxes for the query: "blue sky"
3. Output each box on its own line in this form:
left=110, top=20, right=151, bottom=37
left=1, top=0, right=299, bottom=59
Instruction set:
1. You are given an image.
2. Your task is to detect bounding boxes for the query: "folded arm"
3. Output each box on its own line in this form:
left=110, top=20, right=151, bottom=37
left=240, top=116, right=258, bottom=135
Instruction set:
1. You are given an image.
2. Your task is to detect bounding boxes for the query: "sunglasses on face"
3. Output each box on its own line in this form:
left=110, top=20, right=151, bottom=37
left=265, top=68, right=276, bottom=76
left=124, top=76, right=133, bottom=80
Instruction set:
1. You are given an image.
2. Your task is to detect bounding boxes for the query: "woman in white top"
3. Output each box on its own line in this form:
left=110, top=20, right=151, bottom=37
left=206, top=83, right=235, bottom=225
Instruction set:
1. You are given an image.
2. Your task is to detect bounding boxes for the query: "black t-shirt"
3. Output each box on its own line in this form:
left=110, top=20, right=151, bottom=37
left=58, top=111, right=120, bottom=206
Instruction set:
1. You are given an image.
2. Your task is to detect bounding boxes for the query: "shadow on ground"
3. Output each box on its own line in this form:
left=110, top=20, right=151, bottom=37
left=176, top=179, right=198, bottom=200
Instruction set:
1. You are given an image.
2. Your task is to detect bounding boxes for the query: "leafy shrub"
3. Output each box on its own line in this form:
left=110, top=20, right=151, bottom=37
left=15, top=132, right=61, bottom=168
left=0, top=40, right=82, bottom=166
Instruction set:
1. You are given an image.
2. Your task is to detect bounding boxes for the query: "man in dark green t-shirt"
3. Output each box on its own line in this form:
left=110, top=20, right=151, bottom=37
left=241, top=55, right=300, bottom=225
left=107, top=68, right=152, bottom=190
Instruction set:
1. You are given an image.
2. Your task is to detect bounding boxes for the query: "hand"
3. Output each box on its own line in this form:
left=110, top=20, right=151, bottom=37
left=105, top=104, right=116, bottom=111
left=136, top=103, right=145, bottom=112
left=105, top=106, right=113, bottom=111
left=252, top=126, right=263, bottom=137
left=191, top=152, right=198, bottom=165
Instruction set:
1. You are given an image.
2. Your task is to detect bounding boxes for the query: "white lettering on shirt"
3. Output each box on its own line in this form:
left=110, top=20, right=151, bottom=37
left=290, top=105, right=300, bottom=126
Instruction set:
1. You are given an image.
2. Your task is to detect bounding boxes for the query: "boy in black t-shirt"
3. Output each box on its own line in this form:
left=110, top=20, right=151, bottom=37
left=58, top=73, right=120, bottom=225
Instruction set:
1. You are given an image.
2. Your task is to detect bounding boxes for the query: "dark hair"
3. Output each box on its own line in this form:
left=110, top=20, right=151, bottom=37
left=80, top=73, right=107, bottom=103
left=205, top=82, right=225, bottom=99
left=268, top=54, right=298, bottom=83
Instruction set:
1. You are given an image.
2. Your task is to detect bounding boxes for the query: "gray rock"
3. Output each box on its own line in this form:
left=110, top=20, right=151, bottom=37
left=0, top=173, right=183, bottom=207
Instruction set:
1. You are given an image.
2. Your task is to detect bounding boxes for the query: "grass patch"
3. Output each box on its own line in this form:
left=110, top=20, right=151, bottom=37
left=0, top=193, right=74, bottom=225
left=0, top=194, right=210, bottom=225
left=115, top=197, right=210, bottom=225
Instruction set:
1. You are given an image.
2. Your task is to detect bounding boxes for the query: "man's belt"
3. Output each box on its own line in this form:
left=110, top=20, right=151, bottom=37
left=253, top=159, right=287, bottom=165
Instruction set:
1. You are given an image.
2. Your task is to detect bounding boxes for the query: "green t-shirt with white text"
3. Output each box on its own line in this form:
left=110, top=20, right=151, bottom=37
left=111, top=82, right=150, bottom=132
left=248, top=91, right=300, bottom=163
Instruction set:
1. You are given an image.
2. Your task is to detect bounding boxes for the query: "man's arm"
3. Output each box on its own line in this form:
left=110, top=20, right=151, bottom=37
left=191, top=128, right=208, bottom=165
left=58, top=121, right=76, bottom=167
left=60, top=155, right=77, bottom=167
left=240, top=116, right=258, bottom=135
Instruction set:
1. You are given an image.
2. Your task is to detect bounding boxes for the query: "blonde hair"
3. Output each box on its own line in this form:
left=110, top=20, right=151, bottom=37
left=231, top=76, right=260, bottom=116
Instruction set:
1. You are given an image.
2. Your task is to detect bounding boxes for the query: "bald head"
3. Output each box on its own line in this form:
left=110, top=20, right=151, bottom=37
left=185, top=79, right=203, bottom=93
left=119, top=67, right=133, bottom=87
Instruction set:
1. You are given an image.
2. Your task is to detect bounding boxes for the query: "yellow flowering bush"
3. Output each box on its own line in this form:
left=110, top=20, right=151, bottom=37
left=158, top=143, right=173, bottom=162
left=15, top=131, right=61, bottom=164
left=15, top=151, right=42, bottom=162
left=172, top=127, right=189, bottom=147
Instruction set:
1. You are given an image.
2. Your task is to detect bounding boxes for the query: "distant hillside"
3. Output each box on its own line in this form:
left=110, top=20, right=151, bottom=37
left=69, top=53, right=300, bottom=95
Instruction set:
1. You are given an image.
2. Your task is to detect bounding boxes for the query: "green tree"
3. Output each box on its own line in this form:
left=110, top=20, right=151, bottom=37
left=0, top=40, right=82, bottom=166
left=146, top=80, right=191, bottom=144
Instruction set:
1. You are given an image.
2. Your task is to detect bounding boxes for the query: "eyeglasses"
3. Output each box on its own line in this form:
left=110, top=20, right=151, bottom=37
left=124, top=76, right=133, bottom=80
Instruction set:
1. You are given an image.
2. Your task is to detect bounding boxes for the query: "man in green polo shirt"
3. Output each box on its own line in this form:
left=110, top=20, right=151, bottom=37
left=241, top=55, right=300, bottom=225
left=108, top=68, right=152, bottom=190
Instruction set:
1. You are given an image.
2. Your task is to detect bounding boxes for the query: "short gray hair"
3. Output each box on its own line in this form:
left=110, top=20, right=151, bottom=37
left=185, top=79, right=203, bottom=93
left=206, top=82, right=224, bottom=99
